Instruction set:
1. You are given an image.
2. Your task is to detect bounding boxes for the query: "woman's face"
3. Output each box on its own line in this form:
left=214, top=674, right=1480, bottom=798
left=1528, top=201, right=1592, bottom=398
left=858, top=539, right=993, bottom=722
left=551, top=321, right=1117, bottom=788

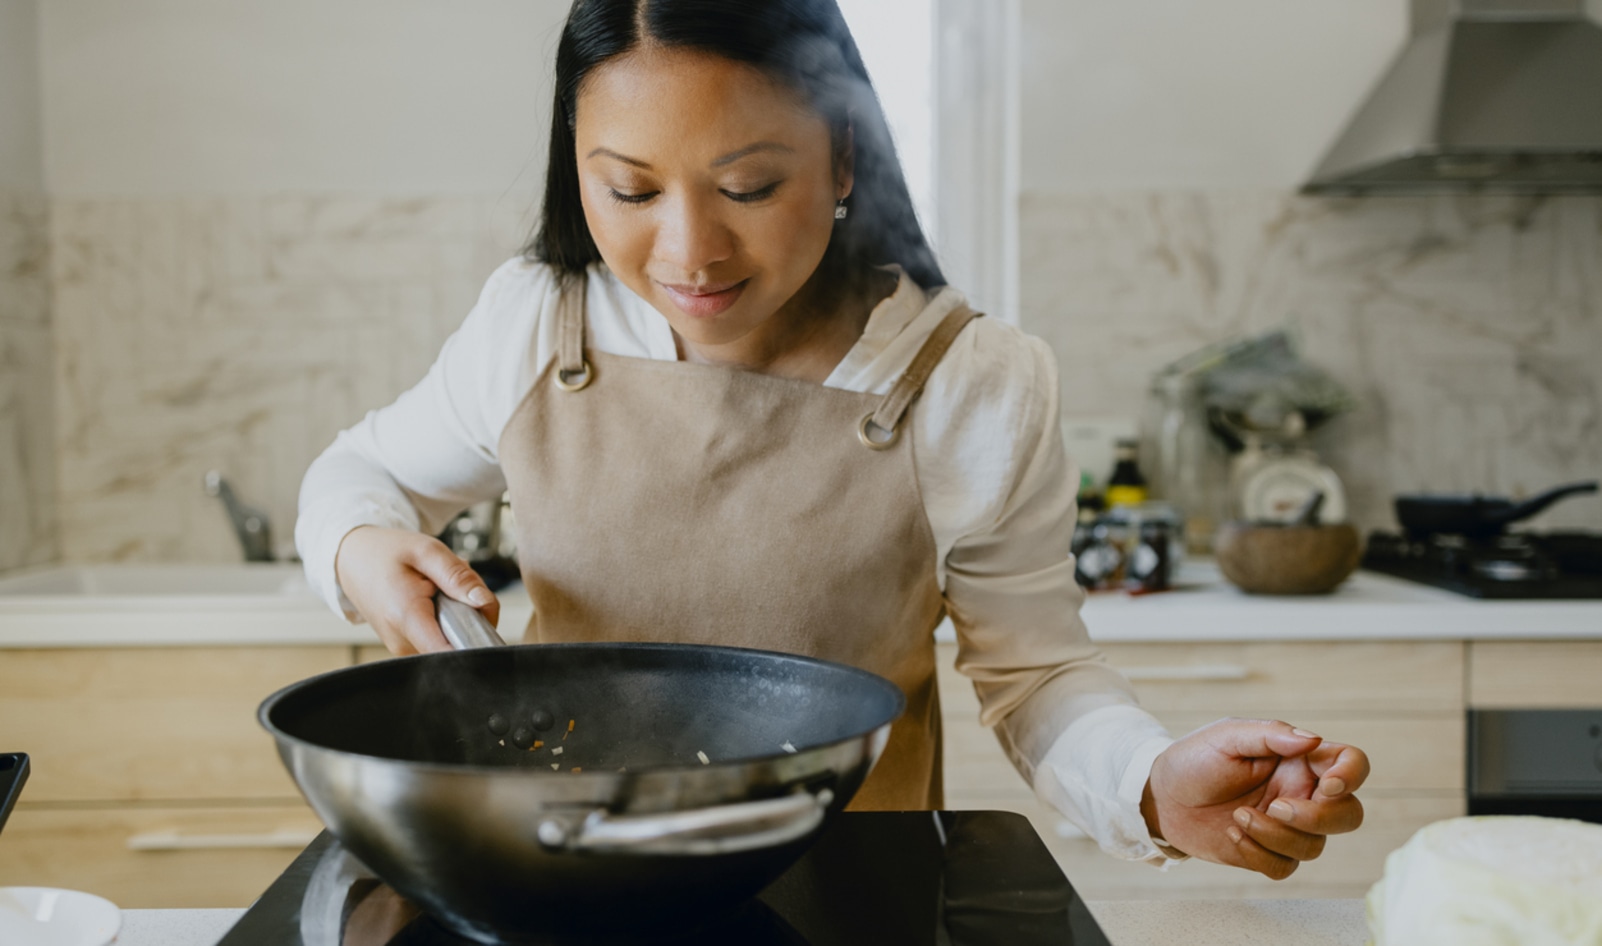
left=573, top=46, right=849, bottom=350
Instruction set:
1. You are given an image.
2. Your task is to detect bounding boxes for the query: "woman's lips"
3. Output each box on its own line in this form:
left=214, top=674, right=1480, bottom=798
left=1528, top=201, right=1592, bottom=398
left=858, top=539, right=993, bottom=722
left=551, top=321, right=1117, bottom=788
left=658, top=280, right=747, bottom=318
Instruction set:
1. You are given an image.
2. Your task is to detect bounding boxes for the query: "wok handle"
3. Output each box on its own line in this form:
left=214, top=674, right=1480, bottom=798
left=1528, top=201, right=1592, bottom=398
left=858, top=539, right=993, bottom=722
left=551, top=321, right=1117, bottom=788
left=539, top=788, right=835, bottom=856
left=434, top=591, right=506, bottom=649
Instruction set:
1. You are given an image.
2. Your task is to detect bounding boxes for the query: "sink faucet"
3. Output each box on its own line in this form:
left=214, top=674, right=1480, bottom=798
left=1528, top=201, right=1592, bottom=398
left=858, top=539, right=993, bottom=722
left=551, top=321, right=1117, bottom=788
left=204, top=471, right=274, bottom=562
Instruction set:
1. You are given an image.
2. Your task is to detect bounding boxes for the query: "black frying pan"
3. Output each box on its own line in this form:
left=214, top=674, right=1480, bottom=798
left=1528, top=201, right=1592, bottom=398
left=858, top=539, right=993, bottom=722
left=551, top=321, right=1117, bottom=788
left=261, top=640, right=903, bottom=944
left=1395, top=481, right=1598, bottom=539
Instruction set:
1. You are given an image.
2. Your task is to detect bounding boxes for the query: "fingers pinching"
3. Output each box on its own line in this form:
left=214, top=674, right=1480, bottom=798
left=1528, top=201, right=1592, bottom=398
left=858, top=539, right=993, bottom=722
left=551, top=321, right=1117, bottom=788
left=1310, top=742, right=1371, bottom=797
left=1204, top=718, right=1323, bottom=761
left=1225, top=821, right=1300, bottom=881
left=1264, top=794, right=1365, bottom=836
left=1233, top=807, right=1326, bottom=862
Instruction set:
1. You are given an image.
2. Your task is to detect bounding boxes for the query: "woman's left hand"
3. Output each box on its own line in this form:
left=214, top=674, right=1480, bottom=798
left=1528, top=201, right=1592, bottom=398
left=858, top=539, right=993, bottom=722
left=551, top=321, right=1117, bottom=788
left=1142, top=718, right=1369, bottom=879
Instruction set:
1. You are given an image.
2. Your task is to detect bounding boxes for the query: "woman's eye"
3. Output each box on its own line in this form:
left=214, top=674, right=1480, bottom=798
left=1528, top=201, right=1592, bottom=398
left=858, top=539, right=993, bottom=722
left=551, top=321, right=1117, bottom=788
left=722, top=182, right=781, bottom=203
left=607, top=189, right=657, bottom=205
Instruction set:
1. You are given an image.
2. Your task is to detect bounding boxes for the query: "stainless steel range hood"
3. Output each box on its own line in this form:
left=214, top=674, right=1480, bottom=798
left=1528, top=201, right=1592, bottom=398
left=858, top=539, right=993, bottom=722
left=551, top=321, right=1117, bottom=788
left=1303, top=0, right=1602, bottom=194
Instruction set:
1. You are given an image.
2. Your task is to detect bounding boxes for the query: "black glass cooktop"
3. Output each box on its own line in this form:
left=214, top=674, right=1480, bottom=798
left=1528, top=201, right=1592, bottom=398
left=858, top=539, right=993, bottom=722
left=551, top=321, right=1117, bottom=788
left=217, top=811, right=1113, bottom=945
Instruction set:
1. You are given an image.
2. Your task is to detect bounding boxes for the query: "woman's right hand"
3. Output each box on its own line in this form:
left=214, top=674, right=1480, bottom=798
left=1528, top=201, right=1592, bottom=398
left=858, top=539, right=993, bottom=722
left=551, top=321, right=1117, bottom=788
left=334, top=525, right=501, bottom=655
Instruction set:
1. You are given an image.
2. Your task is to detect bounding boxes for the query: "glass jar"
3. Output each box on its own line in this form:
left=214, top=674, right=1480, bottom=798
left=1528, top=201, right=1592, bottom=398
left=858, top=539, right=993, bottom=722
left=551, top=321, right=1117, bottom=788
left=1144, top=372, right=1230, bottom=554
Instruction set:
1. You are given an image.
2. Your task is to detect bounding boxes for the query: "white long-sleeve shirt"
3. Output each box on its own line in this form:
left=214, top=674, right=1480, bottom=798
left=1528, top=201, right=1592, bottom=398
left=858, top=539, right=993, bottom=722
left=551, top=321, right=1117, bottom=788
left=296, top=257, right=1178, bottom=864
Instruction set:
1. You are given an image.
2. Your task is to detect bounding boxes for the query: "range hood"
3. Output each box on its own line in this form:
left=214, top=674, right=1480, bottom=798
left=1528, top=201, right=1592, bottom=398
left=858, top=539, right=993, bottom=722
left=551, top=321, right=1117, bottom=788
left=1303, top=0, right=1602, bottom=194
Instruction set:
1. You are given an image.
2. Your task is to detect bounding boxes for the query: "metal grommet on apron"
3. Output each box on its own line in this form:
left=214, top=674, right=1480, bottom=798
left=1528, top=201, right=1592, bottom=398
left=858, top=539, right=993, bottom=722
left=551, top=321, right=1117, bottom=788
left=554, top=361, right=593, bottom=392
left=500, top=271, right=980, bottom=811
left=857, top=414, right=900, bottom=450
left=552, top=277, right=594, bottom=392
left=852, top=301, right=980, bottom=454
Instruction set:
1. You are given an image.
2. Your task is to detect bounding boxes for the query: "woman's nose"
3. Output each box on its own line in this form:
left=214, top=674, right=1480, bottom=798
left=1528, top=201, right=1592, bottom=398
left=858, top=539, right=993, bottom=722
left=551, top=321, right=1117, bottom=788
left=654, top=195, right=734, bottom=274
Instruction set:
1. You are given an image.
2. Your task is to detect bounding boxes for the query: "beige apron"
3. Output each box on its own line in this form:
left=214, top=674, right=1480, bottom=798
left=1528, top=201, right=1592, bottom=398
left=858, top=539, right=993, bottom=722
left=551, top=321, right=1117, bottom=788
left=498, top=276, right=978, bottom=810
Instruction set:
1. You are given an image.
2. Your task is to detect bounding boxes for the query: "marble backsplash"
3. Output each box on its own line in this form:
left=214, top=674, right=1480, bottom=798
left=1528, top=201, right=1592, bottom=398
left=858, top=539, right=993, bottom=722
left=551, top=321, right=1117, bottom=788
left=48, top=197, right=533, bottom=562
left=27, top=190, right=1602, bottom=564
left=1021, top=191, right=1602, bottom=532
left=0, top=189, right=55, bottom=572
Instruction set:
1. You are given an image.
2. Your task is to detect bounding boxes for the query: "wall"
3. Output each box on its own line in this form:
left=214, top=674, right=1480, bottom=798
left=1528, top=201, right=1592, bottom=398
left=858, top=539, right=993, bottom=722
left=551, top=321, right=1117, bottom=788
left=1018, top=0, right=1602, bottom=532
left=28, top=1, right=1602, bottom=561
left=38, top=1, right=570, bottom=561
left=34, top=0, right=948, bottom=562
left=39, top=0, right=564, bottom=198
left=0, top=0, right=56, bottom=572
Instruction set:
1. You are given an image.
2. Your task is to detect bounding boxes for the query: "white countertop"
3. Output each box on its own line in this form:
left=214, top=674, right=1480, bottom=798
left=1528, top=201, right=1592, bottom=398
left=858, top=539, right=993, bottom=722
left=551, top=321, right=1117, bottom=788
left=1078, top=560, right=1602, bottom=643
left=116, top=900, right=1370, bottom=945
left=0, top=564, right=535, bottom=649
left=2, top=559, right=1599, bottom=649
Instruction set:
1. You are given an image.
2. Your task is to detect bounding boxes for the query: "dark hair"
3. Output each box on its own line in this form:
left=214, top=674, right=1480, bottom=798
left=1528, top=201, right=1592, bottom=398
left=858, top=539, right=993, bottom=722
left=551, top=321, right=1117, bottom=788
left=526, top=0, right=945, bottom=290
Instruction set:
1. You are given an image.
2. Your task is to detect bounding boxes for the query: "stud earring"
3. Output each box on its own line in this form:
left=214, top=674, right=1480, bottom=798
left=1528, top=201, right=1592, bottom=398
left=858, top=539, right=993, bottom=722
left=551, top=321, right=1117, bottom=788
left=834, top=199, right=849, bottom=220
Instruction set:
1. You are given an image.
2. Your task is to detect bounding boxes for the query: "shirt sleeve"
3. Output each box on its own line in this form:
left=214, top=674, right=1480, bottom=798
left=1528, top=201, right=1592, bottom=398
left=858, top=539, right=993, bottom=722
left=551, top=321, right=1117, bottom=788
left=294, top=258, right=551, bottom=620
left=931, top=326, right=1181, bottom=866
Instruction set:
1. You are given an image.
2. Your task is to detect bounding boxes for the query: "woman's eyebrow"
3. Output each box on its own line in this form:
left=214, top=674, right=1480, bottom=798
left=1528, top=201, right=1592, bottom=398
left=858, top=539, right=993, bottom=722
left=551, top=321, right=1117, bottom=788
left=711, top=142, right=794, bottom=167
left=584, top=141, right=794, bottom=169
left=586, top=147, right=652, bottom=169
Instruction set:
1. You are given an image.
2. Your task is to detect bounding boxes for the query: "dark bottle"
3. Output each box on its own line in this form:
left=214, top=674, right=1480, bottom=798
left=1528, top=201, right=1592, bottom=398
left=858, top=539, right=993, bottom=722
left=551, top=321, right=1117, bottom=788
left=1105, top=439, right=1149, bottom=509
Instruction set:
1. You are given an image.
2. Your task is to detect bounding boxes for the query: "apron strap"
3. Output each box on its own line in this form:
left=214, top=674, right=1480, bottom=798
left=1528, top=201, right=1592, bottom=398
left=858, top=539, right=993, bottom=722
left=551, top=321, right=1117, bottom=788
left=553, top=274, right=593, bottom=392
left=860, top=304, right=981, bottom=450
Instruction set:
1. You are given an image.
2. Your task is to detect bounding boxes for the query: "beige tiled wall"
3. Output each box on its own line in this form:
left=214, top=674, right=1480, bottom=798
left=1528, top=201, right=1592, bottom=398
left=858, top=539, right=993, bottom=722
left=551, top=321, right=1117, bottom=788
left=48, top=196, right=532, bottom=562
left=32, top=190, right=1602, bottom=563
left=0, top=189, right=55, bottom=571
left=1021, top=191, right=1602, bottom=532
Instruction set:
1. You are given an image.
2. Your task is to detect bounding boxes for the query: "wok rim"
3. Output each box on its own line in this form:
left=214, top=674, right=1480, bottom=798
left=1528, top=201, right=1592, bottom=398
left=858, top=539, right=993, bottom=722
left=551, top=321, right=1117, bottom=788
left=258, top=640, right=906, bottom=780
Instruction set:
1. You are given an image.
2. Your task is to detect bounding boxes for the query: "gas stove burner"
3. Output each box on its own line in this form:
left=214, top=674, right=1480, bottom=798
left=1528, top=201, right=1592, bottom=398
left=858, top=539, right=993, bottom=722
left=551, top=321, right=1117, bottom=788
left=1363, top=529, right=1602, bottom=599
left=1472, top=558, right=1544, bottom=583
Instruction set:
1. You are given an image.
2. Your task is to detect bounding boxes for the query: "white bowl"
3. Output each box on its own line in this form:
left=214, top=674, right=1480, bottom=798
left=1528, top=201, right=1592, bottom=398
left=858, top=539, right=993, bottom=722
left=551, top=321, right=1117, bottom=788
left=0, top=887, right=120, bottom=946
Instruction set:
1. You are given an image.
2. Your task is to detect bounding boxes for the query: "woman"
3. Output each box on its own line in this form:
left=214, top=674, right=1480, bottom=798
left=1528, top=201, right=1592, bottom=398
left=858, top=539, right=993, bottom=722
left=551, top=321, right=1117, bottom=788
left=298, top=0, right=1368, bottom=879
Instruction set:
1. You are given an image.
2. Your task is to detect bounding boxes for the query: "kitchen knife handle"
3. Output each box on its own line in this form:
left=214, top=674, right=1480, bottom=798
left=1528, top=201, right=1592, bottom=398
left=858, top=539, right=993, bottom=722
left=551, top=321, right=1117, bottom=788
left=434, top=590, right=507, bottom=649
left=0, top=753, right=29, bottom=836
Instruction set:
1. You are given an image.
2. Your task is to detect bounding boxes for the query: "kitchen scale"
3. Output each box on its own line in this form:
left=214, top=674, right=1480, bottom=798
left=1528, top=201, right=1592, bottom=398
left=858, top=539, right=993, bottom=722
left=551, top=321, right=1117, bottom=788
left=1222, top=412, right=1347, bottom=523
left=217, top=811, right=1114, bottom=946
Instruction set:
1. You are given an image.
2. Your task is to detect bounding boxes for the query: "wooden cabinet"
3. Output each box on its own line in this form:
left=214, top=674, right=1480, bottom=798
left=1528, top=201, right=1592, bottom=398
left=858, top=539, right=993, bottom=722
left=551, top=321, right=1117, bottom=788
left=8, top=636, right=1585, bottom=907
left=1097, top=641, right=1462, bottom=715
left=938, top=640, right=1467, bottom=901
left=0, top=804, right=324, bottom=909
left=0, top=646, right=353, bottom=907
left=1467, top=640, right=1602, bottom=708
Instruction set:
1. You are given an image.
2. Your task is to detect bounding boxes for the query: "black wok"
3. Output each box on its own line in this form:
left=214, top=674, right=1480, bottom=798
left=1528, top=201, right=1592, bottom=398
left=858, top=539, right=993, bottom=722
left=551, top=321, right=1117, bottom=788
left=259, top=639, right=903, bottom=945
left=1395, top=480, right=1598, bottom=539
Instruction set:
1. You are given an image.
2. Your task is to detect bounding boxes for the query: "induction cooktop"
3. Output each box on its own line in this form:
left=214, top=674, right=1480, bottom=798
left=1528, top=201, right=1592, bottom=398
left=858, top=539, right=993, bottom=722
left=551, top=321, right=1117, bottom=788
left=216, top=810, right=1114, bottom=945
